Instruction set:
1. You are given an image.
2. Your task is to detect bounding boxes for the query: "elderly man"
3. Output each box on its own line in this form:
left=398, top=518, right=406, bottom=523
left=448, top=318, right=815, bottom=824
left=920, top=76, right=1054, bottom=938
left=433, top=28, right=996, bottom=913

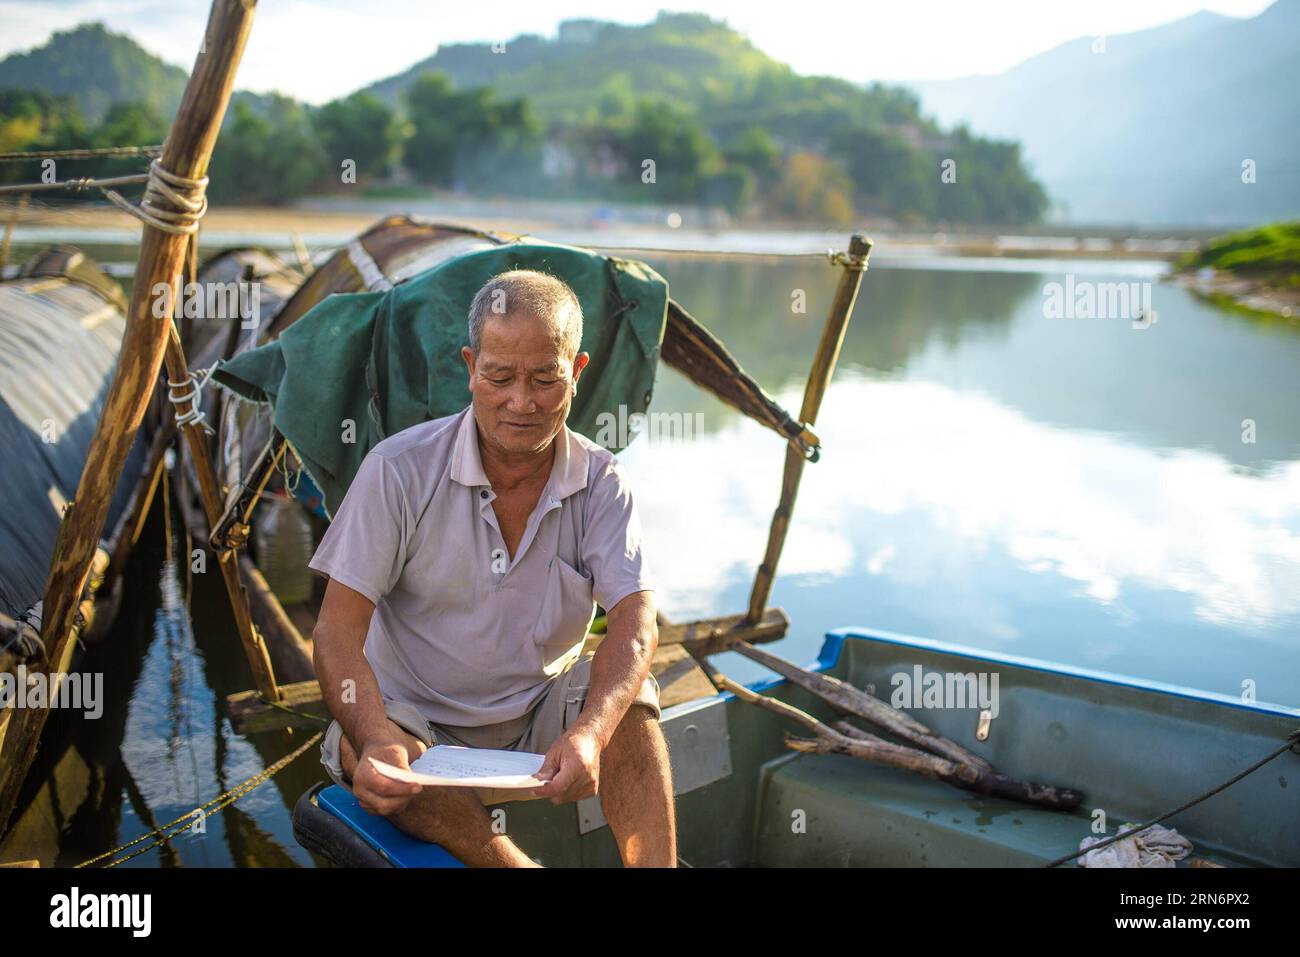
left=310, top=269, right=675, bottom=867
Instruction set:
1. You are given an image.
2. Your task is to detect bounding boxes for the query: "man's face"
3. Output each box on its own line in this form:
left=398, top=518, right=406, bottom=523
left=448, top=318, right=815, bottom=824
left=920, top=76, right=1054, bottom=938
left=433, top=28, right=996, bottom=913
left=462, top=311, right=589, bottom=457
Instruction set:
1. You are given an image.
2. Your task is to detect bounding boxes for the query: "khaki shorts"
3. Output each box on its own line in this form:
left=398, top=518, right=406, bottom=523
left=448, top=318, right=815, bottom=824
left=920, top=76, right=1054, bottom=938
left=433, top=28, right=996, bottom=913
left=320, top=654, right=661, bottom=806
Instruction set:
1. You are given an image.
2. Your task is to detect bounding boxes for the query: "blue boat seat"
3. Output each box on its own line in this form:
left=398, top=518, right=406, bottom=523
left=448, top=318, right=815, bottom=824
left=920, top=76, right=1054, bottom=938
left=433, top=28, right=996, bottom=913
left=294, top=783, right=466, bottom=868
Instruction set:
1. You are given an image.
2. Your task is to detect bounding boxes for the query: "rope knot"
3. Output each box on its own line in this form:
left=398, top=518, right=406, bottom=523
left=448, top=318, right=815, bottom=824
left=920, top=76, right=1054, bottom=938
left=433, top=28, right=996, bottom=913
left=167, top=366, right=216, bottom=434
left=102, top=159, right=208, bottom=236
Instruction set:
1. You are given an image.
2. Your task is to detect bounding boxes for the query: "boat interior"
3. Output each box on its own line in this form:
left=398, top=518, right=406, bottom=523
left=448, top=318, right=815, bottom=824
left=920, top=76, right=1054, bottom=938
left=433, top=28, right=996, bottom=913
left=293, top=628, right=1300, bottom=867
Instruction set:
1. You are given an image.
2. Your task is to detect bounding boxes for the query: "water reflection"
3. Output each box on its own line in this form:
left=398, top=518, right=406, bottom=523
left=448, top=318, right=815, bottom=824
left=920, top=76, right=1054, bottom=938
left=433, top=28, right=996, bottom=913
left=644, top=259, right=1300, bottom=468
left=8, top=252, right=1297, bottom=868
left=621, top=260, right=1300, bottom=704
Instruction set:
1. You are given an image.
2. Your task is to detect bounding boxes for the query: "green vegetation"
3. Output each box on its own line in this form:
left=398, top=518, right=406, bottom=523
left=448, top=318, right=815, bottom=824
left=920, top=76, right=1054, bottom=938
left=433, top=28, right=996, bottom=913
left=402, top=73, right=541, bottom=191
left=207, top=97, right=325, bottom=205
left=1179, top=222, right=1300, bottom=286
left=314, top=92, right=403, bottom=182
left=0, top=16, right=1050, bottom=224
left=0, top=88, right=168, bottom=187
left=0, top=23, right=185, bottom=124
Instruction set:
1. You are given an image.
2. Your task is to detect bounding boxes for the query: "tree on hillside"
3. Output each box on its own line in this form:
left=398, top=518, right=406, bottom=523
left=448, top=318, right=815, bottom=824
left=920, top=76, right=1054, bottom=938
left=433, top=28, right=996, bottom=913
left=768, top=151, right=856, bottom=225
left=725, top=125, right=781, bottom=186
left=404, top=71, right=541, bottom=191
left=831, top=126, right=935, bottom=222
left=313, top=92, right=402, bottom=182
left=207, top=96, right=325, bottom=205
left=0, top=90, right=87, bottom=184
left=94, top=100, right=167, bottom=147
left=84, top=100, right=170, bottom=181
left=616, top=97, right=721, bottom=202
left=930, top=127, right=1048, bottom=225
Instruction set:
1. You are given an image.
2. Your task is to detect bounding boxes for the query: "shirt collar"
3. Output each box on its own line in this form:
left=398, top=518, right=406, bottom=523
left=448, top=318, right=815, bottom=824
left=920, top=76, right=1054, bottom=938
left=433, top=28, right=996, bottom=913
left=548, top=419, right=589, bottom=501
left=450, top=404, right=589, bottom=500
left=449, top=405, right=490, bottom=487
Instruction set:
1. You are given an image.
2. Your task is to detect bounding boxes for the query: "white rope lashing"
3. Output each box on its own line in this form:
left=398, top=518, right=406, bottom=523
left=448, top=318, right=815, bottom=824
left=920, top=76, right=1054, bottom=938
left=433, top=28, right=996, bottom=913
left=168, top=365, right=216, bottom=434
left=101, top=159, right=209, bottom=236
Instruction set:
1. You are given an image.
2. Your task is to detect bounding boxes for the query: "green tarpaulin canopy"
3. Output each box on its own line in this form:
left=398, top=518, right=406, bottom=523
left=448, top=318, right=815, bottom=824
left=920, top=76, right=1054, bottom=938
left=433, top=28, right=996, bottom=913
left=212, top=240, right=669, bottom=517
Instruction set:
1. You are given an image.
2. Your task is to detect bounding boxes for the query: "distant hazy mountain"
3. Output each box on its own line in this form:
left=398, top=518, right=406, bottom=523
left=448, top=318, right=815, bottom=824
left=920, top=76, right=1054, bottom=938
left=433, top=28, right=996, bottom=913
left=911, top=0, right=1300, bottom=226
left=361, top=13, right=931, bottom=140
left=0, top=23, right=186, bottom=125
left=363, top=15, right=775, bottom=125
left=0, top=23, right=281, bottom=128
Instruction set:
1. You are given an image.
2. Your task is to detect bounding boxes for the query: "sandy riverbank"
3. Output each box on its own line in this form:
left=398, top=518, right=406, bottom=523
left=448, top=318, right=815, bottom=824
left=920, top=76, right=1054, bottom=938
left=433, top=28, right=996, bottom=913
left=0, top=199, right=1204, bottom=262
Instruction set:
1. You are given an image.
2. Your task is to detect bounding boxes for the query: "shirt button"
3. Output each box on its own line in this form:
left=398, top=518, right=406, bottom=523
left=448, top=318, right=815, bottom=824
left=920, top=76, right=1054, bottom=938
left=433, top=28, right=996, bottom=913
left=481, top=490, right=489, bottom=499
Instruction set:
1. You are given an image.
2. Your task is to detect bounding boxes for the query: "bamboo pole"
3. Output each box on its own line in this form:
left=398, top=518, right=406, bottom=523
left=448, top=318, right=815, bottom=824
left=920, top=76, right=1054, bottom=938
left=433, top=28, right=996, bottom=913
left=165, top=320, right=279, bottom=699
left=0, top=0, right=259, bottom=836
left=746, top=234, right=871, bottom=623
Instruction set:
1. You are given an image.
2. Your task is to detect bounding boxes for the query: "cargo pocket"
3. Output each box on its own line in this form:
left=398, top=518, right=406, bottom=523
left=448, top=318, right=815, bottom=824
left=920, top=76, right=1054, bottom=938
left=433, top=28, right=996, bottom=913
left=532, top=557, right=596, bottom=666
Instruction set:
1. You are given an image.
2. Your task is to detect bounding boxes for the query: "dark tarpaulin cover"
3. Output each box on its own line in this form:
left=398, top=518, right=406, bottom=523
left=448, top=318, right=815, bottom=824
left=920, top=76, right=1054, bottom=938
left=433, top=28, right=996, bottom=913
left=211, top=240, right=669, bottom=517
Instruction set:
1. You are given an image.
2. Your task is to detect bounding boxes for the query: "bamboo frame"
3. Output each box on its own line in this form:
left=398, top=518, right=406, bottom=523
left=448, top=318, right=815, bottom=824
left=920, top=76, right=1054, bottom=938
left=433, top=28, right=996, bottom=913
left=210, top=431, right=288, bottom=550
left=0, top=0, right=259, bottom=836
left=747, top=235, right=871, bottom=623
left=165, top=320, right=279, bottom=699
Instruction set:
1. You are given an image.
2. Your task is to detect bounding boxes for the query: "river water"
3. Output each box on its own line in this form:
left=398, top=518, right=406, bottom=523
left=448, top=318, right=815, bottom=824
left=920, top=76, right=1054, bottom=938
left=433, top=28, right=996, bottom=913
left=4, top=244, right=1297, bottom=866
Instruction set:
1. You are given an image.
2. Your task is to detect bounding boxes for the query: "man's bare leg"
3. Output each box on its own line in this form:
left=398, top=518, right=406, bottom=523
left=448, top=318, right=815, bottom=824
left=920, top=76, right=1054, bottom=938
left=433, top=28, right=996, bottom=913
left=598, top=705, right=676, bottom=867
left=338, top=733, right=539, bottom=867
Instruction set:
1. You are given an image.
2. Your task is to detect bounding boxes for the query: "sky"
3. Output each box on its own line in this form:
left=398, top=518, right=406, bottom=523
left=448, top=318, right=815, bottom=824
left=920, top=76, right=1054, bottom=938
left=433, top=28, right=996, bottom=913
left=0, top=0, right=1279, bottom=104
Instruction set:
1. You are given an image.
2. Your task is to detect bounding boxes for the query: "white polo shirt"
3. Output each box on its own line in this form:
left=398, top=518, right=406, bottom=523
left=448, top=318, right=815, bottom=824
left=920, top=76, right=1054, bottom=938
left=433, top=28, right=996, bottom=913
left=308, top=404, right=655, bottom=728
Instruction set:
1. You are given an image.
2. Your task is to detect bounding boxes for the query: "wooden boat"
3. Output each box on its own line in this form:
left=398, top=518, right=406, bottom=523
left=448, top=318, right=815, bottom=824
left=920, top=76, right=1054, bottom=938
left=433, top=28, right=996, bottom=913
left=178, top=216, right=1298, bottom=869
left=0, top=245, right=166, bottom=837
left=293, top=627, right=1300, bottom=867
left=10, top=1, right=1293, bottom=869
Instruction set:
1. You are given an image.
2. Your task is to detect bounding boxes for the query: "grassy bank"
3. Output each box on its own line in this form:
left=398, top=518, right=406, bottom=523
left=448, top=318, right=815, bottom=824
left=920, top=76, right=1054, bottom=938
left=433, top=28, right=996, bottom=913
left=1176, top=221, right=1300, bottom=319
left=1179, top=221, right=1300, bottom=282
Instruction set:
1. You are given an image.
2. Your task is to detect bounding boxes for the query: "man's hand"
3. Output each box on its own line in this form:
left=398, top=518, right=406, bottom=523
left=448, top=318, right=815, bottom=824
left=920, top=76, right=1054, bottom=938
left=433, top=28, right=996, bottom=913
left=532, top=727, right=602, bottom=804
left=352, top=730, right=423, bottom=816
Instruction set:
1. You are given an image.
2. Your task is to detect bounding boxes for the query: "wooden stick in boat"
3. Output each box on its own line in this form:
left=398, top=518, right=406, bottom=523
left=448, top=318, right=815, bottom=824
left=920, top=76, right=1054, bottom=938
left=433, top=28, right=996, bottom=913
left=785, top=735, right=1082, bottom=811
left=1, top=0, right=259, bottom=835
left=164, top=319, right=280, bottom=700
left=693, top=656, right=1080, bottom=811
left=746, top=235, right=870, bottom=624
left=731, top=640, right=993, bottom=772
left=238, top=554, right=313, bottom=684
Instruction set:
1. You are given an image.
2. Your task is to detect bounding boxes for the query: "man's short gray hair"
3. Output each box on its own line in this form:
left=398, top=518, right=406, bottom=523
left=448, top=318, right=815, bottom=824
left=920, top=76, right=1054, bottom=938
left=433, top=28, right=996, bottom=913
left=467, top=269, right=583, bottom=358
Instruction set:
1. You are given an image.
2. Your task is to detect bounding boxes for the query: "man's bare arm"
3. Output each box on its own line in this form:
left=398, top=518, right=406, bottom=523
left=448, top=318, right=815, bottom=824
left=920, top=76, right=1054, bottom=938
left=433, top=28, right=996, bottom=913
left=313, top=578, right=387, bottom=747
left=574, top=590, right=658, bottom=749
left=312, top=577, right=421, bottom=813
left=532, top=589, right=657, bottom=803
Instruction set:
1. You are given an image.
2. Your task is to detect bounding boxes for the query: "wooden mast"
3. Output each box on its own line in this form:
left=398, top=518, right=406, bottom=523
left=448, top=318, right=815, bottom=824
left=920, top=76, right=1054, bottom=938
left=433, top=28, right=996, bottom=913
left=746, top=234, right=871, bottom=623
left=0, top=0, right=259, bottom=835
